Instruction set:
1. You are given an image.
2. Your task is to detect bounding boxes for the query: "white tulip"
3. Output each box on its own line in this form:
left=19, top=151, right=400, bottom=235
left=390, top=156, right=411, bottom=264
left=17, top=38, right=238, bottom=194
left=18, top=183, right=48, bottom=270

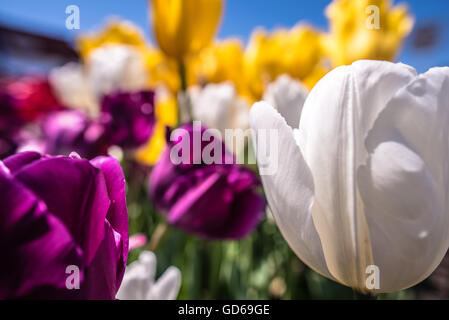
left=190, top=82, right=250, bottom=156
left=49, top=62, right=98, bottom=116
left=116, top=251, right=181, bottom=300
left=263, top=74, right=309, bottom=128
left=250, top=60, right=449, bottom=294
left=86, top=44, right=147, bottom=99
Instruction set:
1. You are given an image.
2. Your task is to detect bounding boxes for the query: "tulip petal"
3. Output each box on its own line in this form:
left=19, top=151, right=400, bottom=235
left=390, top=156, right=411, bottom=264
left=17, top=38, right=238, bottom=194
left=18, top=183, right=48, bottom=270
left=3, top=151, right=43, bottom=174
left=149, top=266, right=181, bottom=300
left=0, top=168, right=84, bottom=299
left=249, top=101, right=331, bottom=278
left=12, top=156, right=110, bottom=266
left=358, top=66, right=449, bottom=292
left=263, top=75, right=308, bottom=129
left=152, top=0, right=223, bottom=59
left=82, top=220, right=122, bottom=299
left=90, top=156, right=129, bottom=285
left=116, top=251, right=156, bottom=300
left=168, top=171, right=232, bottom=237
left=298, top=60, right=417, bottom=289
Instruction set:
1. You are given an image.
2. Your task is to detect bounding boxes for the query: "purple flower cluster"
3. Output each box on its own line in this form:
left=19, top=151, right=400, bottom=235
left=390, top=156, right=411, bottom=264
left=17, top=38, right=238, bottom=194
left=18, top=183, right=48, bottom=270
left=1, top=76, right=266, bottom=300
left=100, top=91, right=156, bottom=149
left=1, top=86, right=155, bottom=160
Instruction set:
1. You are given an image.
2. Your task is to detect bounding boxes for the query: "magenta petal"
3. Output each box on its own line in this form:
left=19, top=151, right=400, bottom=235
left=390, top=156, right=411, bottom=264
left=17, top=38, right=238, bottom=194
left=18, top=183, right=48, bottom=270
left=0, top=169, right=84, bottom=299
left=13, top=156, right=110, bottom=265
left=168, top=172, right=230, bottom=234
left=100, top=91, right=155, bottom=149
left=81, top=220, right=121, bottom=299
left=222, top=190, right=265, bottom=239
left=90, top=156, right=129, bottom=287
left=3, top=151, right=43, bottom=174
left=129, top=234, right=147, bottom=251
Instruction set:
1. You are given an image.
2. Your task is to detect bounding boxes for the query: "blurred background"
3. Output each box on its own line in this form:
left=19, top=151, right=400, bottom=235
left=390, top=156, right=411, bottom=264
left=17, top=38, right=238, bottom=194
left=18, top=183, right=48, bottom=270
left=1, top=0, right=449, bottom=300
left=1, top=0, right=448, bottom=75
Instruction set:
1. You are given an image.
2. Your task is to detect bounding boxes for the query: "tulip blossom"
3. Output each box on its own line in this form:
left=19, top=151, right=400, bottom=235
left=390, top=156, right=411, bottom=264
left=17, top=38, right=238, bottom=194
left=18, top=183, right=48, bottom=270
left=0, top=77, right=62, bottom=122
left=86, top=44, right=148, bottom=100
left=40, top=111, right=108, bottom=159
left=194, top=39, right=245, bottom=92
left=49, top=44, right=148, bottom=117
left=129, top=233, right=148, bottom=251
left=18, top=111, right=108, bottom=160
left=250, top=60, right=449, bottom=293
left=0, top=151, right=128, bottom=299
left=244, top=25, right=323, bottom=101
left=150, top=0, right=223, bottom=60
left=263, top=75, right=309, bottom=129
left=49, top=63, right=99, bottom=117
left=190, top=83, right=250, bottom=156
left=77, top=19, right=148, bottom=59
left=150, top=124, right=265, bottom=239
left=116, top=251, right=181, bottom=300
left=100, top=91, right=155, bottom=149
left=324, top=0, right=414, bottom=67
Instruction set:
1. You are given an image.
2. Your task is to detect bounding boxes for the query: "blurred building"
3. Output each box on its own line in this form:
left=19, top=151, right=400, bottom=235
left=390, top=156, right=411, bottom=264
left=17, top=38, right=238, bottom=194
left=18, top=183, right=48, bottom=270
left=0, top=24, right=79, bottom=76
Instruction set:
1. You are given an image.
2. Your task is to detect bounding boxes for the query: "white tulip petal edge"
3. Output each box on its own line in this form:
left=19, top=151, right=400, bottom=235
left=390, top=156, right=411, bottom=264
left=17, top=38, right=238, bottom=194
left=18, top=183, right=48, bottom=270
left=116, top=251, right=182, bottom=300
left=250, top=60, right=449, bottom=294
left=263, top=74, right=309, bottom=129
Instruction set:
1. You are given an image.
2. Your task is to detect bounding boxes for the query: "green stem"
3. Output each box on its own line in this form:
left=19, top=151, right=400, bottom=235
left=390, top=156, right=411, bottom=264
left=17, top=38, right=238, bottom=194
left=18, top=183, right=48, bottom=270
left=353, top=289, right=377, bottom=300
left=178, top=61, right=193, bottom=124
left=179, top=61, right=188, bottom=92
left=147, top=222, right=168, bottom=252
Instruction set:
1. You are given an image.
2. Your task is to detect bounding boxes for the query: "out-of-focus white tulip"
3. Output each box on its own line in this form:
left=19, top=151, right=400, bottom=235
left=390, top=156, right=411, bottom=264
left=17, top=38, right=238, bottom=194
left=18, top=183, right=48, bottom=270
left=49, top=62, right=98, bottom=116
left=116, top=251, right=181, bottom=300
left=250, top=60, right=449, bottom=294
left=190, top=82, right=250, bottom=156
left=86, top=44, right=147, bottom=99
left=263, top=74, right=308, bottom=128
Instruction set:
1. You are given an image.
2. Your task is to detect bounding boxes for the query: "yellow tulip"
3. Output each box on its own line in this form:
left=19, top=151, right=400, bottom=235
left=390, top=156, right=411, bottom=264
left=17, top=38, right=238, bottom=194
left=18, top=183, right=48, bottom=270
left=193, top=39, right=245, bottom=91
left=324, top=0, right=414, bottom=67
left=243, top=25, right=323, bottom=101
left=142, top=47, right=181, bottom=93
left=150, top=0, right=223, bottom=61
left=77, top=20, right=147, bottom=59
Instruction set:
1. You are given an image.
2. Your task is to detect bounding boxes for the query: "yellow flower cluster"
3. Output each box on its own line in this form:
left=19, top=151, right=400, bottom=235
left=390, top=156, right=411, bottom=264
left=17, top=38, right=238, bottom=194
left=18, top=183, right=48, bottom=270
left=242, top=25, right=324, bottom=101
left=74, top=0, right=414, bottom=165
left=324, top=0, right=414, bottom=66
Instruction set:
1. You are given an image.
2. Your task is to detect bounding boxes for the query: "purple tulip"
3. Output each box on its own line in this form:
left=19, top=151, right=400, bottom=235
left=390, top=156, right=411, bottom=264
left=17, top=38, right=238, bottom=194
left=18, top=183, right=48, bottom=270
left=100, top=91, right=155, bottom=149
left=149, top=124, right=265, bottom=239
left=0, top=151, right=129, bottom=299
left=40, top=110, right=108, bottom=159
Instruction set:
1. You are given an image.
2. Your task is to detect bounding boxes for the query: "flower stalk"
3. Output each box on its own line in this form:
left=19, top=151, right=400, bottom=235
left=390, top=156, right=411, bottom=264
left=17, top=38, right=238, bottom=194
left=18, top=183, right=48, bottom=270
left=178, top=61, right=193, bottom=124
left=148, top=222, right=168, bottom=252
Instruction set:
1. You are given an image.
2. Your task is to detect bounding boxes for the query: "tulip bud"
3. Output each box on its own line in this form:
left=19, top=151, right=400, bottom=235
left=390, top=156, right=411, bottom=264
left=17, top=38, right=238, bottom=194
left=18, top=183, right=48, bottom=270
left=150, top=0, right=223, bottom=61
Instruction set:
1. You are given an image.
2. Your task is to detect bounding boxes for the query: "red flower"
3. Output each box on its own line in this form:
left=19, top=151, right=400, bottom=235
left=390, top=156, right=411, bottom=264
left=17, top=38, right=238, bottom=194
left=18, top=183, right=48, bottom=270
left=1, top=76, right=63, bottom=122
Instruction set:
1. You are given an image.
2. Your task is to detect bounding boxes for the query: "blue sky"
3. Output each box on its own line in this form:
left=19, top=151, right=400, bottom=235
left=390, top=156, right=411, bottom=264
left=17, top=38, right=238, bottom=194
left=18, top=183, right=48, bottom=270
left=0, top=0, right=448, bottom=72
